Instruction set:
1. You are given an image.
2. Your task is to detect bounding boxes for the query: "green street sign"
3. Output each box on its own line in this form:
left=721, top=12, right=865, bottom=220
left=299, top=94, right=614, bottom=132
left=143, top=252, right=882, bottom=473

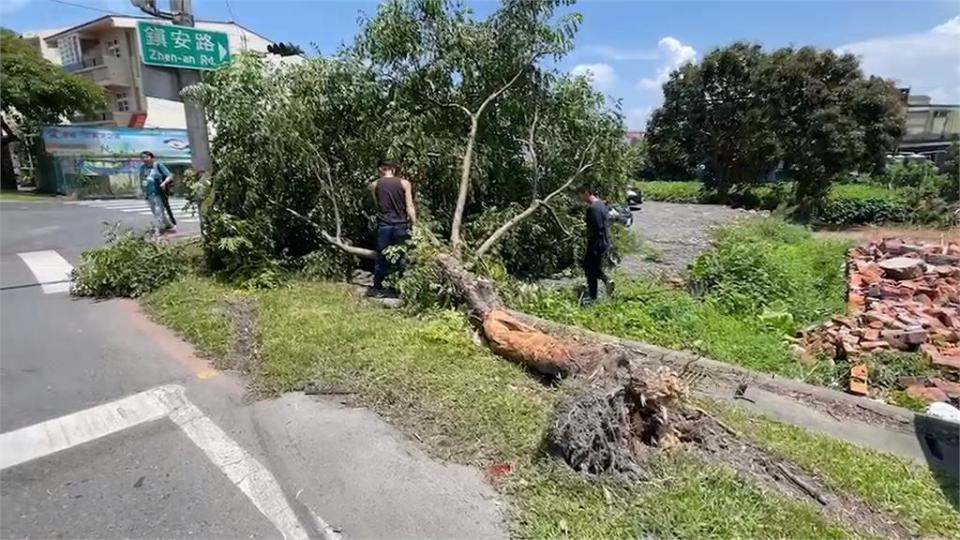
left=137, top=21, right=230, bottom=71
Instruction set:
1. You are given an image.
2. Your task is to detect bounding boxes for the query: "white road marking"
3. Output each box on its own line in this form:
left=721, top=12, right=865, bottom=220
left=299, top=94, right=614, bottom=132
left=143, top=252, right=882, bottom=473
left=0, top=385, right=171, bottom=469
left=17, top=250, right=73, bottom=294
left=0, top=384, right=338, bottom=540
left=164, top=394, right=336, bottom=540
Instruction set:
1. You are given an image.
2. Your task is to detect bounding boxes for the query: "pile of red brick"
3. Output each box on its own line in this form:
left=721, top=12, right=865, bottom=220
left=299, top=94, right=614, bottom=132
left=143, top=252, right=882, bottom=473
left=800, top=238, right=960, bottom=400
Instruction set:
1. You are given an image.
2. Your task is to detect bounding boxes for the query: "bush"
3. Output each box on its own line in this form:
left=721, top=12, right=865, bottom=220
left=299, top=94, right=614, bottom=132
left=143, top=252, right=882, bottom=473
left=690, top=219, right=849, bottom=325
left=71, top=229, right=185, bottom=298
left=636, top=181, right=703, bottom=203
left=639, top=180, right=929, bottom=226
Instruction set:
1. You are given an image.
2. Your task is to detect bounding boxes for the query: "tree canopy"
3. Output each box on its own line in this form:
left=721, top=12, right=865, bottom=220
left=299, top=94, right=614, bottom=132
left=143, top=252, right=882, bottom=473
left=0, top=30, right=105, bottom=126
left=188, top=0, right=630, bottom=282
left=646, top=43, right=905, bottom=212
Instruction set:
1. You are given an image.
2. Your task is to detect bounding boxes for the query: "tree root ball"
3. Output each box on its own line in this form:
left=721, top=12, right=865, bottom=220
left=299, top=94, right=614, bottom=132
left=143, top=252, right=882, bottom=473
left=549, top=367, right=691, bottom=479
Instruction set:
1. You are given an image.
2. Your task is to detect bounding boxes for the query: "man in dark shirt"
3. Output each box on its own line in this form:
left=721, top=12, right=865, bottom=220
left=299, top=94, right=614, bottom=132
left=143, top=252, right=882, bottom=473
left=368, top=160, right=417, bottom=292
left=576, top=185, right=614, bottom=302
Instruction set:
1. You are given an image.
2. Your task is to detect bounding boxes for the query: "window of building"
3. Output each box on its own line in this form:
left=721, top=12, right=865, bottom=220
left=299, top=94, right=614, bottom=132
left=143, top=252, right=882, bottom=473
left=106, top=39, right=122, bottom=58
left=57, top=34, right=81, bottom=67
left=115, top=92, right=130, bottom=112
left=931, top=111, right=950, bottom=134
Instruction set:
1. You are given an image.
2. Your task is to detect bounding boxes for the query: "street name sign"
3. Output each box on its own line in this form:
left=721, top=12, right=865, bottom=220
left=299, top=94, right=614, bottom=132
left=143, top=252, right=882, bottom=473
left=137, top=21, right=231, bottom=71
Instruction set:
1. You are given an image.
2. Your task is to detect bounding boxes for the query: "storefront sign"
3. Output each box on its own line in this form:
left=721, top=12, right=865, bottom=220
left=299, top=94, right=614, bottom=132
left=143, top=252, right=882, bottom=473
left=41, top=126, right=191, bottom=160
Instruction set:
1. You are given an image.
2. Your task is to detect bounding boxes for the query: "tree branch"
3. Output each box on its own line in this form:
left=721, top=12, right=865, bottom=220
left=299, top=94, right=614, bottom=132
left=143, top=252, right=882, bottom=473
left=474, top=135, right=598, bottom=258
left=541, top=200, right=573, bottom=238
left=282, top=205, right=376, bottom=260
left=449, top=55, right=540, bottom=257
left=476, top=60, right=532, bottom=117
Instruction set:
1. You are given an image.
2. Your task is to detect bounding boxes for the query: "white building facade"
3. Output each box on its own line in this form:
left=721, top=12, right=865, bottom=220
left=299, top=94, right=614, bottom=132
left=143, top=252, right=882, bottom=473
left=39, top=16, right=271, bottom=130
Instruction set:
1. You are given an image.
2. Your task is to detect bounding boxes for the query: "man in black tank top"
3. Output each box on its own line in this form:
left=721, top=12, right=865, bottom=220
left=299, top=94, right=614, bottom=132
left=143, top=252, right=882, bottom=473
left=369, top=160, right=417, bottom=291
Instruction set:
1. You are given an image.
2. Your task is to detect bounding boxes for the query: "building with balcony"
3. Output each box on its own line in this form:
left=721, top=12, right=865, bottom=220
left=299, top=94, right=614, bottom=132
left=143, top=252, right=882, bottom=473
left=898, top=91, right=960, bottom=165
left=39, top=15, right=271, bottom=130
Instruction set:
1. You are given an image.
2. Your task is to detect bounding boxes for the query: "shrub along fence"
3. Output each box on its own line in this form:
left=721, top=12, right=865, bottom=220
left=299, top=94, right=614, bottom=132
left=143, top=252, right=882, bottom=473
left=635, top=181, right=937, bottom=227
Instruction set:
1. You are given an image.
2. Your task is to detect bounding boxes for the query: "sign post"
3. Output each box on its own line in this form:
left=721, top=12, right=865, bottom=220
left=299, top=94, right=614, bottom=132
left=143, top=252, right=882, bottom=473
left=136, top=21, right=230, bottom=71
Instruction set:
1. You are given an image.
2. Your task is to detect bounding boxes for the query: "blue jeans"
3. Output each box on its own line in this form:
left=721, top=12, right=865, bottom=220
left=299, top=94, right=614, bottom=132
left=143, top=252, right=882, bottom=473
left=374, top=223, right=410, bottom=289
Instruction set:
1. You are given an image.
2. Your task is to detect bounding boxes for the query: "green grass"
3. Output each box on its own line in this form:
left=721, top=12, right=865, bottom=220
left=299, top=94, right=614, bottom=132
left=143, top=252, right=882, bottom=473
left=0, top=191, right=56, bottom=202
left=637, top=181, right=703, bottom=203
left=518, top=220, right=849, bottom=378
left=711, top=404, right=960, bottom=538
left=141, top=275, right=235, bottom=359
left=146, top=275, right=871, bottom=537
left=513, top=456, right=852, bottom=539
left=519, top=278, right=804, bottom=376
left=637, top=180, right=917, bottom=226
left=144, top=275, right=960, bottom=537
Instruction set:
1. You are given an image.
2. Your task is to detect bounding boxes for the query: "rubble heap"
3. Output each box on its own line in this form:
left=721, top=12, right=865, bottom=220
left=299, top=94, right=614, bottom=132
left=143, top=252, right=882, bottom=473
left=801, top=238, right=960, bottom=400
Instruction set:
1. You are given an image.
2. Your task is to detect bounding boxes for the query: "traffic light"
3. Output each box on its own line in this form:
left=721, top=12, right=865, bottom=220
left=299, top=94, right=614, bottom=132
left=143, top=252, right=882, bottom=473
left=267, top=42, right=304, bottom=57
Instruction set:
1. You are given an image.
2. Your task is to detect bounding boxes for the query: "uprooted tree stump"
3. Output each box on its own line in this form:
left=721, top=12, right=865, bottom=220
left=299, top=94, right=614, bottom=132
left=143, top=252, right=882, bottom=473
left=436, top=253, right=915, bottom=538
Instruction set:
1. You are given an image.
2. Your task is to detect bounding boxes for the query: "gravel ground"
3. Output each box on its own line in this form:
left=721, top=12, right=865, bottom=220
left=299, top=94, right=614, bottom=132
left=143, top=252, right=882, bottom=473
left=622, top=201, right=763, bottom=278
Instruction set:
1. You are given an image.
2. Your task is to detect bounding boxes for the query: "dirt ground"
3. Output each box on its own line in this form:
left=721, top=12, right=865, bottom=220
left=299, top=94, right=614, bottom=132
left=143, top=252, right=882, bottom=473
left=815, top=225, right=960, bottom=243
left=622, top=201, right=763, bottom=278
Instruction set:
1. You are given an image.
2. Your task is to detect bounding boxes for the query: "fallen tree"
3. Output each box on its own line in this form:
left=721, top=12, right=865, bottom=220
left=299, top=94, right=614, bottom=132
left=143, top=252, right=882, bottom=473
left=185, top=3, right=954, bottom=528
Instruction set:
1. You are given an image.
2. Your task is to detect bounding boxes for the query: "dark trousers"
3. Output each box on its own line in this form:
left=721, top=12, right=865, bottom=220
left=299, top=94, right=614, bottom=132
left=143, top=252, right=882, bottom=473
left=374, top=223, right=410, bottom=289
left=159, top=187, right=176, bottom=225
left=583, top=246, right=608, bottom=300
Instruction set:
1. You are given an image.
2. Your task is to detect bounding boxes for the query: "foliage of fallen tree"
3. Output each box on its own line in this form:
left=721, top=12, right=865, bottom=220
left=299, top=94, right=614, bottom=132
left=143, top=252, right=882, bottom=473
left=185, top=0, right=630, bottom=282
left=71, top=228, right=186, bottom=298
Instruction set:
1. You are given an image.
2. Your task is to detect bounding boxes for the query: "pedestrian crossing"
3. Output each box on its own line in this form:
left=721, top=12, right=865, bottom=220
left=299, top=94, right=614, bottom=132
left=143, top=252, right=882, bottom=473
left=15, top=250, right=73, bottom=295
left=67, top=198, right=199, bottom=223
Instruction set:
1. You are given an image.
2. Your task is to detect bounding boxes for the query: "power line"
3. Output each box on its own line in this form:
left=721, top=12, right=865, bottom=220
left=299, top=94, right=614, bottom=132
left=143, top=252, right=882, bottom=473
left=44, top=0, right=129, bottom=16
left=224, top=0, right=238, bottom=23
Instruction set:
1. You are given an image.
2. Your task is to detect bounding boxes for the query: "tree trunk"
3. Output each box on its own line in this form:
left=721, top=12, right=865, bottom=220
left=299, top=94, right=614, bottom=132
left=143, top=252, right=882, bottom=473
left=1, top=143, right=18, bottom=192
left=449, top=117, right=479, bottom=257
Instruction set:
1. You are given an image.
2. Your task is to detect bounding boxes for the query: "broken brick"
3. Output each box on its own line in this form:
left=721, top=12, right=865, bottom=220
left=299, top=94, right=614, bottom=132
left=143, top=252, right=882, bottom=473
left=906, top=384, right=949, bottom=402
left=931, top=378, right=960, bottom=399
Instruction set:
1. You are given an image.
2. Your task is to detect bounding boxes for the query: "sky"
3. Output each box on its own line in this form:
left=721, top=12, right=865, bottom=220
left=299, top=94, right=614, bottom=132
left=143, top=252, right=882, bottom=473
left=3, top=0, right=959, bottom=128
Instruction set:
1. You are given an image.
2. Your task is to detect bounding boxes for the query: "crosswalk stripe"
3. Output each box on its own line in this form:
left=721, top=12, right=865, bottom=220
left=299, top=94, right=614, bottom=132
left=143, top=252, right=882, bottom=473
left=17, top=250, right=73, bottom=294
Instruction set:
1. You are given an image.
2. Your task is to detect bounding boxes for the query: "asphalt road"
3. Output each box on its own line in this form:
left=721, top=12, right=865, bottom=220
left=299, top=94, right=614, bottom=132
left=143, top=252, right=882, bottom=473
left=0, top=198, right=504, bottom=539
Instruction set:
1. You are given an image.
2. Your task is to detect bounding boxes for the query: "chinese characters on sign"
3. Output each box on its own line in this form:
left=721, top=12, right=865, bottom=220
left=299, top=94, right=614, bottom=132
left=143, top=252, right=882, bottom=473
left=137, top=21, right=231, bottom=71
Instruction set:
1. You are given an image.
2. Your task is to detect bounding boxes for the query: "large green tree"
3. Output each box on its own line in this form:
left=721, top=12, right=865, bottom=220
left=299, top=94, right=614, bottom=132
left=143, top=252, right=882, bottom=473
left=646, top=43, right=904, bottom=214
left=0, top=29, right=105, bottom=190
left=648, top=43, right=779, bottom=195
left=187, top=0, right=629, bottom=280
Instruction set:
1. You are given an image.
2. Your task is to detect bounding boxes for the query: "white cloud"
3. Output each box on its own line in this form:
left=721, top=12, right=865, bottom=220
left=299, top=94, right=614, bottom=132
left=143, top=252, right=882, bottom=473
left=838, top=16, right=960, bottom=103
left=636, top=37, right=697, bottom=91
left=626, top=106, right=654, bottom=129
left=584, top=45, right=659, bottom=61
left=570, top=63, right=616, bottom=91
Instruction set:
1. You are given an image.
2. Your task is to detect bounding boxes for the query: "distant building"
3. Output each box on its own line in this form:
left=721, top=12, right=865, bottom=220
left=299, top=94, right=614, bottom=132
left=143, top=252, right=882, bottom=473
left=36, top=15, right=272, bottom=130
left=898, top=90, right=960, bottom=165
left=624, top=130, right=644, bottom=146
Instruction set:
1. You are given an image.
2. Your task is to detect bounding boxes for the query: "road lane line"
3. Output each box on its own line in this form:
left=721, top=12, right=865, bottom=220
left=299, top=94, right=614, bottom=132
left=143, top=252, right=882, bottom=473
left=164, top=395, right=336, bottom=540
left=17, top=250, right=74, bottom=294
left=0, top=385, right=174, bottom=470
left=1, top=380, right=337, bottom=539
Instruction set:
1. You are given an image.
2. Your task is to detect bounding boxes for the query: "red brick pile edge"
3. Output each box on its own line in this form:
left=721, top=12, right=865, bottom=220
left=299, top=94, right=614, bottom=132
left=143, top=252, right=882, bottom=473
left=800, top=237, right=960, bottom=402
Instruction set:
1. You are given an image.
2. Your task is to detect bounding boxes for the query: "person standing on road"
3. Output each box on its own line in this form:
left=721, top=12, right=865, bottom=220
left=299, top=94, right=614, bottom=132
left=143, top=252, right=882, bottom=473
left=576, top=184, right=614, bottom=303
left=139, top=151, right=175, bottom=234
left=369, top=160, right=417, bottom=293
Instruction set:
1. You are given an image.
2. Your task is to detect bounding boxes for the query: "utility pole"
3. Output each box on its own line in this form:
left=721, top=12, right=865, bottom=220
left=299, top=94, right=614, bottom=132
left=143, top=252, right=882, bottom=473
left=130, top=0, right=212, bottom=175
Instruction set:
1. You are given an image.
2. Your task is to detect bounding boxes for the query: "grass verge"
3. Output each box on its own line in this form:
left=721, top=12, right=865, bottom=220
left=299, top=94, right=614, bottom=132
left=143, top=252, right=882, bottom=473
left=145, top=274, right=960, bottom=537
left=0, top=191, right=56, bottom=202
left=517, top=220, right=849, bottom=379
left=709, top=403, right=960, bottom=537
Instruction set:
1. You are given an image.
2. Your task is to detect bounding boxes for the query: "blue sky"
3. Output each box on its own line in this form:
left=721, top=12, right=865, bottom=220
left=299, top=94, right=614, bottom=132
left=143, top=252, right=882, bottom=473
left=4, top=0, right=959, bottom=128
